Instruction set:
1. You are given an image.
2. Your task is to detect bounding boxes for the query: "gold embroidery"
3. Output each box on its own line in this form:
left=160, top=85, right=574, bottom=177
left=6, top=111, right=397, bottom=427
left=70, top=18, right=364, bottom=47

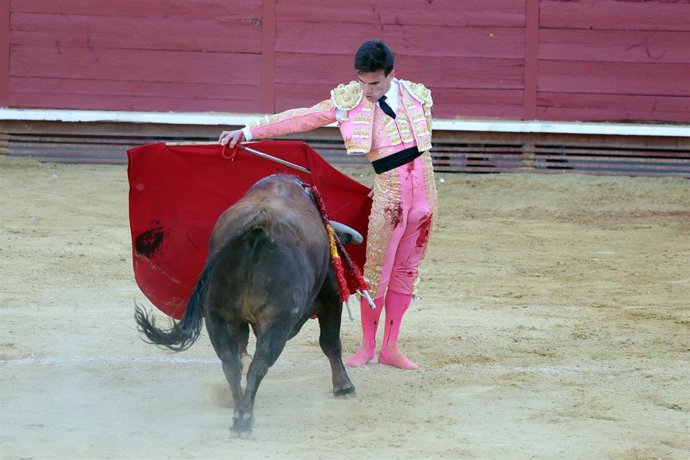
left=350, top=111, right=373, bottom=151
left=354, top=83, right=436, bottom=295
left=362, top=153, right=437, bottom=297
left=249, top=100, right=333, bottom=129
left=399, top=80, right=433, bottom=107
left=332, top=79, right=433, bottom=156
left=330, top=81, right=362, bottom=111
left=363, top=169, right=401, bottom=297
left=394, top=108, right=414, bottom=145
left=399, top=88, right=432, bottom=152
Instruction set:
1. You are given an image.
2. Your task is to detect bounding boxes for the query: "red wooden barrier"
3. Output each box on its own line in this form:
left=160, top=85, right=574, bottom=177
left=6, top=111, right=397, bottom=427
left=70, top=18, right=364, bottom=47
left=2, top=0, right=689, bottom=123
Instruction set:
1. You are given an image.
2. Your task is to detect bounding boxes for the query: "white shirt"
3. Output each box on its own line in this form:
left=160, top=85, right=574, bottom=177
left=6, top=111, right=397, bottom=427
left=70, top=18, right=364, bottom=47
left=379, top=79, right=400, bottom=114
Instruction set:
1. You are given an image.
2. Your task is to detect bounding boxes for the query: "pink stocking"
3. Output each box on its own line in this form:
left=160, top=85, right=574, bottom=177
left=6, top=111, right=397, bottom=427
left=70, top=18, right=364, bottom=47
left=346, top=296, right=384, bottom=367
left=379, top=290, right=417, bottom=370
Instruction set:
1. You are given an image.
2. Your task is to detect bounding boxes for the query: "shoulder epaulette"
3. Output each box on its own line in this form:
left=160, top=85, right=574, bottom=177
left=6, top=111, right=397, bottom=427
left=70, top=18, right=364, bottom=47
left=399, top=80, right=433, bottom=107
left=330, top=81, right=363, bottom=111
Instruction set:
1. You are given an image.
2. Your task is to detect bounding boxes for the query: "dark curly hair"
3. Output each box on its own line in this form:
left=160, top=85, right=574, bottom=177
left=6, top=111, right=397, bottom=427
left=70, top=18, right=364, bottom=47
left=354, top=40, right=395, bottom=76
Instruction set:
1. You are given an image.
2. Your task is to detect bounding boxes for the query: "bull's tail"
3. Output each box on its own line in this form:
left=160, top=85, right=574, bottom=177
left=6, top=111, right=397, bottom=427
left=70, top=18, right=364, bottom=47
left=134, top=264, right=210, bottom=352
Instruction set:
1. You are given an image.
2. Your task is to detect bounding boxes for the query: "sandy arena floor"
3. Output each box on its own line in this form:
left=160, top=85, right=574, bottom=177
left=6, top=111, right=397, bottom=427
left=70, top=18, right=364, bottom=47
left=1, top=155, right=689, bottom=459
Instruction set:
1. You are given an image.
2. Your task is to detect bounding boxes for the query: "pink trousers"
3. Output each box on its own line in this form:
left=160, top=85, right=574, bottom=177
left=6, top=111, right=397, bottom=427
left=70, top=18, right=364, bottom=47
left=346, top=155, right=435, bottom=368
left=372, top=156, right=434, bottom=299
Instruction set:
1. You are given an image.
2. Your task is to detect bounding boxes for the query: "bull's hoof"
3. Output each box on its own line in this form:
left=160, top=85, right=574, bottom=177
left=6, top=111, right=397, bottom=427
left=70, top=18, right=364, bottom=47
left=334, top=385, right=356, bottom=397
left=231, top=412, right=254, bottom=437
left=230, top=428, right=255, bottom=440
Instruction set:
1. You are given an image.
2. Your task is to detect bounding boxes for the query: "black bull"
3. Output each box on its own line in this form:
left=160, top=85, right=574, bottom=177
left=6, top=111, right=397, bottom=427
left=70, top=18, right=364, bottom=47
left=134, top=174, right=356, bottom=434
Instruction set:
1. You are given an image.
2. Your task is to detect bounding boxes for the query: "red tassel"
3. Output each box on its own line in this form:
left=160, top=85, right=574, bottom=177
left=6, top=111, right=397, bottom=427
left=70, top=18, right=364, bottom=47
left=307, top=184, right=370, bottom=301
left=332, top=256, right=349, bottom=302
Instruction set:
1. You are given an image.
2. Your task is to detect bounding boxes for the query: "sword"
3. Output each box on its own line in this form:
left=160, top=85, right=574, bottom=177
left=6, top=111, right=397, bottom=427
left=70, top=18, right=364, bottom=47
left=223, top=143, right=311, bottom=175
left=170, top=141, right=311, bottom=175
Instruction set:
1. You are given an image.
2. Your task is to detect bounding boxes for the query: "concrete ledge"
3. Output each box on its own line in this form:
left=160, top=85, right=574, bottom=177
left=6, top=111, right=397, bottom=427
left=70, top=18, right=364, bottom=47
left=1, top=108, right=688, bottom=138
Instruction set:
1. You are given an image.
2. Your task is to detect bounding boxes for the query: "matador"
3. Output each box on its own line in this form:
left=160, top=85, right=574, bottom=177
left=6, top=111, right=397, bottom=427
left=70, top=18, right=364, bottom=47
left=219, top=40, right=437, bottom=370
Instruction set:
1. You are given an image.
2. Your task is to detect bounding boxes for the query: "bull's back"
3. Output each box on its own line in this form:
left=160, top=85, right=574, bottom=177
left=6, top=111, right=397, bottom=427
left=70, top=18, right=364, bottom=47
left=212, top=175, right=325, bottom=251
left=205, top=175, right=331, bottom=318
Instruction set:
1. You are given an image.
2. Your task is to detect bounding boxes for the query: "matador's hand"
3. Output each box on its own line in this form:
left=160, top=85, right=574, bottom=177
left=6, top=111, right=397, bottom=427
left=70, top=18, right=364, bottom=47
left=218, top=129, right=244, bottom=148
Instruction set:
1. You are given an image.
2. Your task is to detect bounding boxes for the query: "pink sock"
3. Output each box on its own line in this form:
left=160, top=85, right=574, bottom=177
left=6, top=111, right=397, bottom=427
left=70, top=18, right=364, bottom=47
left=346, top=296, right=384, bottom=367
left=379, top=290, right=417, bottom=370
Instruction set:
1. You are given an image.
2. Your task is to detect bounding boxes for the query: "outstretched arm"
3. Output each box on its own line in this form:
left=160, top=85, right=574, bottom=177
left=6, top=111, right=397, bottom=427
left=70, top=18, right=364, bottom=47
left=219, top=100, right=338, bottom=147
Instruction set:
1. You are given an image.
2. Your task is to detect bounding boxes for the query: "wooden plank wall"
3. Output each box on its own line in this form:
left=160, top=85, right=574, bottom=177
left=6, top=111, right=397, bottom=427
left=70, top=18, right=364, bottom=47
left=1, top=0, right=689, bottom=123
left=538, top=0, right=690, bottom=123
left=0, top=0, right=9, bottom=108
left=6, top=0, right=264, bottom=113
left=270, top=0, right=526, bottom=119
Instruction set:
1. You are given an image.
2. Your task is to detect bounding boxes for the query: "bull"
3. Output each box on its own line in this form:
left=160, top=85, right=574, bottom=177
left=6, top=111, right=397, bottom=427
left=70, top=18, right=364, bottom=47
left=134, top=174, right=356, bottom=436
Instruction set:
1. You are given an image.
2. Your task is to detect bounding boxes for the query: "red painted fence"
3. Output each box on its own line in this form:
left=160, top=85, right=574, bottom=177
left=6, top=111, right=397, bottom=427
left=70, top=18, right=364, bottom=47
left=1, top=0, right=689, bottom=123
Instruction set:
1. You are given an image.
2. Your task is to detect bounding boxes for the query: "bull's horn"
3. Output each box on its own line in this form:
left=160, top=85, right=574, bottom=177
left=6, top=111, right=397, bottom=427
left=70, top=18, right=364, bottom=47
left=329, top=221, right=363, bottom=245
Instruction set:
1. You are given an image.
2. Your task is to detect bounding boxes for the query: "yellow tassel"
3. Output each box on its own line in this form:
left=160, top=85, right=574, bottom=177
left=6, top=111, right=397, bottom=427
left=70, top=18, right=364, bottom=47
left=327, top=225, right=340, bottom=259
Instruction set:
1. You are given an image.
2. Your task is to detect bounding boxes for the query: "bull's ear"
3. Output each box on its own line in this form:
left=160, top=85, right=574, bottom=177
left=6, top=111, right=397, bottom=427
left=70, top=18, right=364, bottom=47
left=329, top=221, right=363, bottom=245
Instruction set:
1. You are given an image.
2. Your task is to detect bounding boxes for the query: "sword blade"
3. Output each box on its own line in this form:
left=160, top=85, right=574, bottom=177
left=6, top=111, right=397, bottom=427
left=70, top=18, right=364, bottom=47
left=239, top=144, right=311, bottom=175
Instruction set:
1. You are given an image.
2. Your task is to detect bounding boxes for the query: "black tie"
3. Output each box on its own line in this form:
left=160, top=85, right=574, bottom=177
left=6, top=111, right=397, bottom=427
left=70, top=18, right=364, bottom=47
left=378, top=95, right=396, bottom=119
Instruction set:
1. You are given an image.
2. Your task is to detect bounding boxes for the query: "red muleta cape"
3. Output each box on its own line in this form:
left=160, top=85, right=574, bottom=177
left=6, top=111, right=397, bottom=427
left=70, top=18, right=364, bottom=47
left=127, top=141, right=372, bottom=319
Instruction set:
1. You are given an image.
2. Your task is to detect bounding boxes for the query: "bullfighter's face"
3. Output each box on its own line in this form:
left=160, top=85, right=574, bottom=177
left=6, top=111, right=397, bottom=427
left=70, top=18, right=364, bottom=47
left=357, top=69, right=395, bottom=103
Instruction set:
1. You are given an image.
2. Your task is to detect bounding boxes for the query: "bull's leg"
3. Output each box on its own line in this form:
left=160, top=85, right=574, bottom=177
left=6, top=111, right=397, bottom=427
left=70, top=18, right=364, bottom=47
left=204, top=312, right=244, bottom=426
left=237, top=322, right=252, bottom=372
left=316, top=284, right=356, bottom=396
left=233, top=326, right=289, bottom=434
left=237, top=322, right=250, bottom=355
